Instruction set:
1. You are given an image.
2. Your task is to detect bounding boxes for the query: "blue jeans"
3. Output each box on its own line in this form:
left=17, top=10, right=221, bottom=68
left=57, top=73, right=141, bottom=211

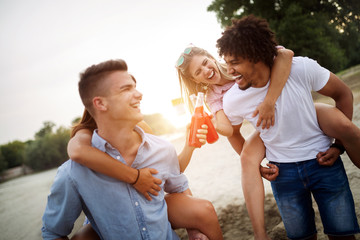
left=270, top=157, right=359, bottom=240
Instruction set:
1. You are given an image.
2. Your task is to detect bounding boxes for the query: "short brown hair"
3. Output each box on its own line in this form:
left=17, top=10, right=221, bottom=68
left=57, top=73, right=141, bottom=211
left=78, top=59, right=128, bottom=115
left=216, top=15, right=278, bottom=68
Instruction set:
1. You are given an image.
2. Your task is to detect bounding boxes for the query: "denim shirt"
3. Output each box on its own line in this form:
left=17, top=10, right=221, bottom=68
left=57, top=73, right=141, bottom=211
left=42, top=127, right=188, bottom=240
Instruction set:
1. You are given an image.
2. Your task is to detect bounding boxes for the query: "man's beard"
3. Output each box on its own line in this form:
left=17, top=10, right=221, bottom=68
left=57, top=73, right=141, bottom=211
left=238, top=81, right=251, bottom=91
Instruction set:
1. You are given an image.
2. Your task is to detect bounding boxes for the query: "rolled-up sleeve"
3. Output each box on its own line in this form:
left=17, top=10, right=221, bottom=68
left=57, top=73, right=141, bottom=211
left=42, top=162, right=82, bottom=239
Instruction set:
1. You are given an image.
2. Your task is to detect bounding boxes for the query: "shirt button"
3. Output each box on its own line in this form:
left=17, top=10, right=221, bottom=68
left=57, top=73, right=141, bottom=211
left=116, top=156, right=120, bottom=160
left=135, top=202, right=139, bottom=206
left=142, top=227, right=146, bottom=231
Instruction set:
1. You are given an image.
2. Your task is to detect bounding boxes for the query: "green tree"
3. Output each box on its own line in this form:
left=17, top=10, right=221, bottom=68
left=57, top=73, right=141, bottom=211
left=0, top=140, right=26, bottom=168
left=35, top=121, right=56, bottom=138
left=72, top=116, right=81, bottom=126
left=0, top=148, right=7, bottom=174
left=207, top=0, right=360, bottom=72
left=25, top=122, right=70, bottom=171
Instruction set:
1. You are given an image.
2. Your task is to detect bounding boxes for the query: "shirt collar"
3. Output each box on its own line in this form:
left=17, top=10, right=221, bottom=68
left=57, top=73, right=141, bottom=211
left=91, top=126, right=147, bottom=152
left=211, top=81, right=234, bottom=94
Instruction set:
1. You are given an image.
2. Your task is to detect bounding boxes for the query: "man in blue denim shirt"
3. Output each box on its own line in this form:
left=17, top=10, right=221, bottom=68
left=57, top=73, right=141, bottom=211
left=42, top=59, right=194, bottom=240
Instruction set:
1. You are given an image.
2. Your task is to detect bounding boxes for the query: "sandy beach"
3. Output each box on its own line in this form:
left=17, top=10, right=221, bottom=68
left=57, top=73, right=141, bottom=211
left=1, top=77, right=360, bottom=239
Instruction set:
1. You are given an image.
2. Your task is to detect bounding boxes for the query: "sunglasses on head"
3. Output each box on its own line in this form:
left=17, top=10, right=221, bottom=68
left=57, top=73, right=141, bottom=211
left=176, top=47, right=193, bottom=67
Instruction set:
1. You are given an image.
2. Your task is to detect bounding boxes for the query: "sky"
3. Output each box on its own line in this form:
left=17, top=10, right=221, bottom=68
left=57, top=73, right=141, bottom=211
left=0, top=0, right=224, bottom=144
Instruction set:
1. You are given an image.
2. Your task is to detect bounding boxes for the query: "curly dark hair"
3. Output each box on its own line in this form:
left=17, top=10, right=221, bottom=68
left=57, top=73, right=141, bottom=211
left=216, top=15, right=278, bottom=68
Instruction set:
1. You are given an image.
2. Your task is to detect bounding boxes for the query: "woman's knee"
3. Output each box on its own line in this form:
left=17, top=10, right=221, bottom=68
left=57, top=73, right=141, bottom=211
left=193, top=199, right=217, bottom=222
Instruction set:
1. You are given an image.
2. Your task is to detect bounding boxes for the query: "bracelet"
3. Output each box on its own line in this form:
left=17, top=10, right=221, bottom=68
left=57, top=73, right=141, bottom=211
left=132, top=169, right=140, bottom=185
left=330, top=143, right=345, bottom=155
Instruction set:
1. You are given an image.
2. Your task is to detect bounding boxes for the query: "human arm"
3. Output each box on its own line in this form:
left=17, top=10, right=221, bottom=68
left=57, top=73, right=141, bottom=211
left=253, top=48, right=294, bottom=129
left=67, top=128, right=162, bottom=201
left=214, top=110, right=233, bottom=137
left=42, top=165, right=83, bottom=240
left=227, top=124, right=245, bottom=155
left=317, top=72, right=353, bottom=119
left=178, top=124, right=208, bottom=172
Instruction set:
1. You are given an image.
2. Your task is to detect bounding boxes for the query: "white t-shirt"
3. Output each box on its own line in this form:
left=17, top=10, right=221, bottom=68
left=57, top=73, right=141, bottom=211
left=223, top=57, right=332, bottom=163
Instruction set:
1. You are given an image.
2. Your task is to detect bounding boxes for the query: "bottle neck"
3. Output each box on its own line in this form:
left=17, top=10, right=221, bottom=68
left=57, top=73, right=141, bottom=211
left=194, top=105, right=204, bottom=113
left=194, top=93, right=204, bottom=107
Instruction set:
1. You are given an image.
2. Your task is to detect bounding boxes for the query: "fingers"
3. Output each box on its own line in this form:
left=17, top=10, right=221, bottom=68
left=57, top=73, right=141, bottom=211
left=266, top=163, right=279, bottom=172
left=260, top=166, right=275, bottom=174
left=257, top=118, right=274, bottom=129
left=199, top=124, right=208, bottom=131
left=149, top=187, right=159, bottom=196
left=143, top=193, right=152, bottom=201
left=149, top=168, right=159, bottom=174
left=134, top=168, right=163, bottom=200
left=256, top=117, right=262, bottom=127
left=252, top=109, right=259, bottom=117
left=260, top=164, right=279, bottom=181
left=317, top=149, right=339, bottom=166
left=197, top=125, right=208, bottom=145
left=261, top=119, right=267, bottom=129
left=153, top=177, right=162, bottom=185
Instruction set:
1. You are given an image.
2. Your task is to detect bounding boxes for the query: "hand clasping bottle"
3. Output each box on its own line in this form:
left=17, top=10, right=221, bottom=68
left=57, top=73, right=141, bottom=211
left=188, top=92, right=219, bottom=147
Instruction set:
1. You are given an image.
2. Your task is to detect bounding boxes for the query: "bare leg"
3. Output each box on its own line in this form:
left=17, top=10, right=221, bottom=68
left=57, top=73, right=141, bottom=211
left=315, top=103, right=360, bottom=168
left=240, top=131, right=270, bottom=240
left=71, top=224, right=100, bottom=240
left=165, top=193, right=223, bottom=240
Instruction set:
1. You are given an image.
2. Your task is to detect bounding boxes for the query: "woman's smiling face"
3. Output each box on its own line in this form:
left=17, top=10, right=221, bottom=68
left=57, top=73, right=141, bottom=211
left=188, top=55, right=226, bottom=86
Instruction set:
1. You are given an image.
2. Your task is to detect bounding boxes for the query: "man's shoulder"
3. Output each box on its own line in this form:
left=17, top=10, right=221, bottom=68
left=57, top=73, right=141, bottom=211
left=292, top=56, right=319, bottom=68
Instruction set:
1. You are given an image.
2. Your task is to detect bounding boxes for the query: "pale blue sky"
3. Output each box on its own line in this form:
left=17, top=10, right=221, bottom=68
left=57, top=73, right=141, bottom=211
left=0, top=0, right=223, bottom=144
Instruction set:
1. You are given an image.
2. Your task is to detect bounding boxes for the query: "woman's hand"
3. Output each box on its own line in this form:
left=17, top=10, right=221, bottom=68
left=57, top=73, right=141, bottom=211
left=133, top=168, right=162, bottom=201
left=252, top=101, right=275, bottom=129
left=185, top=123, right=208, bottom=147
left=197, top=124, right=208, bottom=146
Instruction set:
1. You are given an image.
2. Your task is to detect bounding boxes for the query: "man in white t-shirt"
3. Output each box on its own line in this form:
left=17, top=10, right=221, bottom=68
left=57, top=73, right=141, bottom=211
left=217, top=15, right=359, bottom=240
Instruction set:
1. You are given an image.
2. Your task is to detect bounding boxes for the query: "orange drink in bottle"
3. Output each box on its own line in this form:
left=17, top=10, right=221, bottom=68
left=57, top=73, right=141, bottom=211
left=188, top=92, right=219, bottom=147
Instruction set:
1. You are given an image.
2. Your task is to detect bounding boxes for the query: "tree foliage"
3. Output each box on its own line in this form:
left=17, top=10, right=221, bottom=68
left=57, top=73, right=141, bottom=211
left=25, top=122, right=70, bottom=171
left=1, top=113, right=176, bottom=174
left=0, top=148, right=7, bottom=173
left=207, top=0, right=360, bottom=72
left=0, top=140, right=26, bottom=168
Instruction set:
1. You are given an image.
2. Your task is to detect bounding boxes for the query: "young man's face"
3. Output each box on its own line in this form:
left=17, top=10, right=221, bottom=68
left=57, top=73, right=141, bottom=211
left=224, top=54, right=266, bottom=90
left=102, top=71, right=143, bottom=123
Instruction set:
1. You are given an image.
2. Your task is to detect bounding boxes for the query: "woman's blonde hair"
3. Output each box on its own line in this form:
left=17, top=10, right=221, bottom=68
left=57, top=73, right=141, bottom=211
left=175, top=46, right=232, bottom=113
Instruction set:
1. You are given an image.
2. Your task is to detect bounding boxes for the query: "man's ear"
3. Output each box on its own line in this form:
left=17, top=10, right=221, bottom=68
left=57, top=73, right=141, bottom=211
left=93, top=96, right=107, bottom=111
